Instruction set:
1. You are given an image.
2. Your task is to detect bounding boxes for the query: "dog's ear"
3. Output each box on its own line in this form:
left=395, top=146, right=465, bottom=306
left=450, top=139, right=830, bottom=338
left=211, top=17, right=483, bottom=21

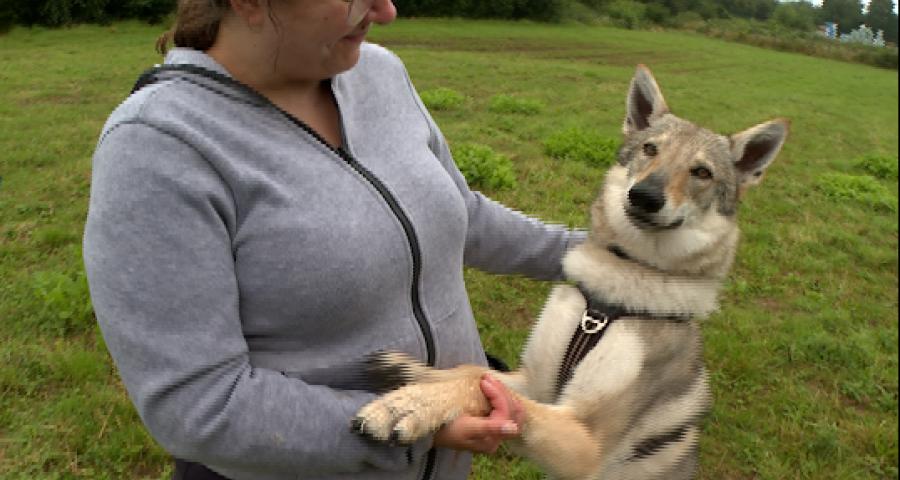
left=730, top=119, right=789, bottom=188
left=624, top=65, right=670, bottom=135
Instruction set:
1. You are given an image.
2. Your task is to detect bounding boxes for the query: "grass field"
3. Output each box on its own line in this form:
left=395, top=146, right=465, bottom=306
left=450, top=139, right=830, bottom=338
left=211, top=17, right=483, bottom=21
left=0, top=18, right=897, bottom=480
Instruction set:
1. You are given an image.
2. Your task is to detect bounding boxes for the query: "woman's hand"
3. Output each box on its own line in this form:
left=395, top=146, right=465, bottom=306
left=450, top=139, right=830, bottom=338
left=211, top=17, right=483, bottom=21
left=432, top=374, right=524, bottom=454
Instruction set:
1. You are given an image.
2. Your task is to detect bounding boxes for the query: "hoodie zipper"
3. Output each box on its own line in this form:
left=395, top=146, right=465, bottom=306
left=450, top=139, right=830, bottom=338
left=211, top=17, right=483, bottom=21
left=134, top=64, right=438, bottom=367
left=276, top=98, right=438, bottom=369
left=276, top=92, right=439, bottom=480
left=263, top=86, right=439, bottom=480
left=133, top=64, right=438, bottom=480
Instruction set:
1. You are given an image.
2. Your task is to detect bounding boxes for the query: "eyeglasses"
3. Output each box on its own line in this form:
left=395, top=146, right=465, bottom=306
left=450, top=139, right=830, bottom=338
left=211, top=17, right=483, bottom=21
left=345, top=0, right=375, bottom=26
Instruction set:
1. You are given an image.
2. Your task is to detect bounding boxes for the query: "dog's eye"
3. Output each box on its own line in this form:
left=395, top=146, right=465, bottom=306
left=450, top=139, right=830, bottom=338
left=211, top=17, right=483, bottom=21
left=642, top=143, right=658, bottom=157
left=691, top=166, right=713, bottom=179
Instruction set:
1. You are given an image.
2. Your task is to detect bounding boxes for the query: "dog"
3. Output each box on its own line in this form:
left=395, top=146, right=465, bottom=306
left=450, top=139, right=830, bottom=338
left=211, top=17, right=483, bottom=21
left=351, top=65, right=789, bottom=480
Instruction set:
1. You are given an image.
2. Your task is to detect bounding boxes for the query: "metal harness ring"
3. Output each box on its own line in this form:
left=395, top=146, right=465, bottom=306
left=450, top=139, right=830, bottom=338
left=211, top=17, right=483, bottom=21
left=581, top=310, right=610, bottom=334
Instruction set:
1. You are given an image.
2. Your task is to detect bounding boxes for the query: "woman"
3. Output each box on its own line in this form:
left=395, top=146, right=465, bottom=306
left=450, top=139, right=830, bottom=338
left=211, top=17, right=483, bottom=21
left=83, top=0, right=585, bottom=479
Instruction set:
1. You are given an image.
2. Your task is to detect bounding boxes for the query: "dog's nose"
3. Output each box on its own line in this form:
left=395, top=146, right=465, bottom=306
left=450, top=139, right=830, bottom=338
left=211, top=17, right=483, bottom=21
left=629, top=181, right=665, bottom=213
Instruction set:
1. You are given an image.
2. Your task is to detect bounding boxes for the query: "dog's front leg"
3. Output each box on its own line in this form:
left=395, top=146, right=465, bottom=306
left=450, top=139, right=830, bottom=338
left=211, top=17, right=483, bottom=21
left=491, top=371, right=602, bottom=479
left=507, top=397, right=602, bottom=480
left=353, top=365, right=491, bottom=444
left=354, top=369, right=601, bottom=480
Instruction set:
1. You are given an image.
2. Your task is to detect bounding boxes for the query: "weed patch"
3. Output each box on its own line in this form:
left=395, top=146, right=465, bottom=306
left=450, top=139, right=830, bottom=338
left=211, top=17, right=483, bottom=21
left=31, top=270, right=95, bottom=336
left=452, top=143, right=517, bottom=190
left=488, top=94, right=544, bottom=115
left=840, top=378, right=898, bottom=413
left=33, top=225, right=80, bottom=250
left=418, top=87, right=465, bottom=111
left=543, top=127, right=619, bottom=167
left=855, top=154, right=899, bottom=181
left=817, top=172, right=898, bottom=213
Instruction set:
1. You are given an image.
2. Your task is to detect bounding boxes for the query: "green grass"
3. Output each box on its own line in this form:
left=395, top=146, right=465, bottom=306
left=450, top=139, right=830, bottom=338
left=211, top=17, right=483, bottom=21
left=1, top=19, right=897, bottom=479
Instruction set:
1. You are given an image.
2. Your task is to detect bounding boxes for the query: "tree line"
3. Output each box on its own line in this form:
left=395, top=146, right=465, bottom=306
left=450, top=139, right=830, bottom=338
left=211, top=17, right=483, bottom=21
left=1, top=0, right=897, bottom=44
left=0, top=0, right=172, bottom=30
left=396, top=0, right=896, bottom=41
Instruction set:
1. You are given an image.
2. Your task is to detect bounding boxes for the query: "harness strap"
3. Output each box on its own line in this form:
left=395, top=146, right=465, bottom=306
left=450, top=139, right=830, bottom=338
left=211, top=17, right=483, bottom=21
left=554, top=282, right=691, bottom=401
left=554, top=283, right=622, bottom=400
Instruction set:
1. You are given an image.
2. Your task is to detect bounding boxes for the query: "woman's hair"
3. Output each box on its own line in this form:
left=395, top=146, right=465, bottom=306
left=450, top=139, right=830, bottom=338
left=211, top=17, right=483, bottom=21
left=156, top=0, right=233, bottom=55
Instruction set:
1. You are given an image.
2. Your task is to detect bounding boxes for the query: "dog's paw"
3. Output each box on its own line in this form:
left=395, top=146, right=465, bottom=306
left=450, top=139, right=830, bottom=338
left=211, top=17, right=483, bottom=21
left=352, top=383, right=461, bottom=445
left=351, top=396, right=414, bottom=444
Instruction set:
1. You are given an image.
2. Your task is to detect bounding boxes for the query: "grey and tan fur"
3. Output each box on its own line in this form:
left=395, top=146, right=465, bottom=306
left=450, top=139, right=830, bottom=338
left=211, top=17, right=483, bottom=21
left=352, top=65, right=788, bottom=480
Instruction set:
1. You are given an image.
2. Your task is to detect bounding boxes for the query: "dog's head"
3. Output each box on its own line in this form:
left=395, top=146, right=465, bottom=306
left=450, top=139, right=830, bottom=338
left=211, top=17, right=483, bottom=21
left=595, top=65, right=788, bottom=274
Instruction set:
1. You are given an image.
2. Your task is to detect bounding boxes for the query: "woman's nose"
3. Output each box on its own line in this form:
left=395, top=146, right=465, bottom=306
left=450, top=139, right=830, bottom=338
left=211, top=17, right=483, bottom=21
left=369, top=0, right=397, bottom=25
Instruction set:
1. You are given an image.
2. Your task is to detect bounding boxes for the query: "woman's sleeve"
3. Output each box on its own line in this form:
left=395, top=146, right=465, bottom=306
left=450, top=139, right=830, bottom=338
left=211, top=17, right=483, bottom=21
left=83, top=121, right=431, bottom=476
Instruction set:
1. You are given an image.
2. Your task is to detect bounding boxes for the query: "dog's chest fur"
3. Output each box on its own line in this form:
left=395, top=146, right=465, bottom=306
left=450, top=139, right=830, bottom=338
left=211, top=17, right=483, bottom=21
left=518, top=241, right=715, bottom=465
left=520, top=278, right=706, bottom=407
left=520, top=283, right=646, bottom=404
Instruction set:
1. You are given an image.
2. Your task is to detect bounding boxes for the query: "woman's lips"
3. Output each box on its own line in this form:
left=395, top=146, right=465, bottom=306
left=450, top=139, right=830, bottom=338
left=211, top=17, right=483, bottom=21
left=343, top=28, right=368, bottom=43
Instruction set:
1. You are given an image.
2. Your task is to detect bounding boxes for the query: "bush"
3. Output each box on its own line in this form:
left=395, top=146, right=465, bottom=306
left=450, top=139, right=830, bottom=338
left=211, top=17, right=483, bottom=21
left=855, top=154, right=899, bottom=180
left=817, top=172, right=897, bottom=213
left=862, top=48, right=900, bottom=69
left=772, top=1, right=817, bottom=31
left=453, top=143, right=517, bottom=190
left=419, top=87, right=466, bottom=111
left=0, top=0, right=21, bottom=33
left=515, top=0, right=567, bottom=22
left=488, top=94, right=544, bottom=115
left=602, top=0, right=647, bottom=29
left=669, top=11, right=707, bottom=29
left=9, top=0, right=173, bottom=27
left=50, top=0, right=109, bottom=25
left=394, top=0, right=566, bottom=21
left=543, top=127, right=620, bottom=167
left=107, top=0, right=174, bottom=24
left=470, top=0, right=516, bottom=19
left=560, top=1, right=603, bottom=24
left=644, top=3, right=672, bottom=25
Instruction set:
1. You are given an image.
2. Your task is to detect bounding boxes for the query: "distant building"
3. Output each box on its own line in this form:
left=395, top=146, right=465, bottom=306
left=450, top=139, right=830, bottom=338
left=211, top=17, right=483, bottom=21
left=821, top=21, right=838, bottom=38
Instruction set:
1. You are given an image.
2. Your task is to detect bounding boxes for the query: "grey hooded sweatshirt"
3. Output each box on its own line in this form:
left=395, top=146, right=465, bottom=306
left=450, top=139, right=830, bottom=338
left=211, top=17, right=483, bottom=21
left=83, top=45, right=584, bottom=480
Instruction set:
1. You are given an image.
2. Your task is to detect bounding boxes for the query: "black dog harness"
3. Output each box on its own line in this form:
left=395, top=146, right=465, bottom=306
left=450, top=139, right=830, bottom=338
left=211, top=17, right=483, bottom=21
left=554, top=246, right=692, bottom=400
left=554, top=283, right=625, bottom=399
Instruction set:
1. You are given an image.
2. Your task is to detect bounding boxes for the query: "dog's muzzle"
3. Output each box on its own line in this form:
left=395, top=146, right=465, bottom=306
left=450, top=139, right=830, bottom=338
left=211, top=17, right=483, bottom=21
left=628, top=177, right=666, bottom=214
left=627, top=175, right=681, bottom=229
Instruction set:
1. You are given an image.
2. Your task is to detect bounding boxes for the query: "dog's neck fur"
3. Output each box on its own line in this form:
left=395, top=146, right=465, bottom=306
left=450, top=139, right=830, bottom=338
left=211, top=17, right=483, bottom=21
left=563, top=167, right=741, bottom=319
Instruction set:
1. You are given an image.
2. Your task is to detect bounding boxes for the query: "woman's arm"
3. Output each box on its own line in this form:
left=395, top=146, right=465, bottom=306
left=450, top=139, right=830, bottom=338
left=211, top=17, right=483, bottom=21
left=429, top=122, right=586, bottom=280
left=84, top=122, right=431, bottom=476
